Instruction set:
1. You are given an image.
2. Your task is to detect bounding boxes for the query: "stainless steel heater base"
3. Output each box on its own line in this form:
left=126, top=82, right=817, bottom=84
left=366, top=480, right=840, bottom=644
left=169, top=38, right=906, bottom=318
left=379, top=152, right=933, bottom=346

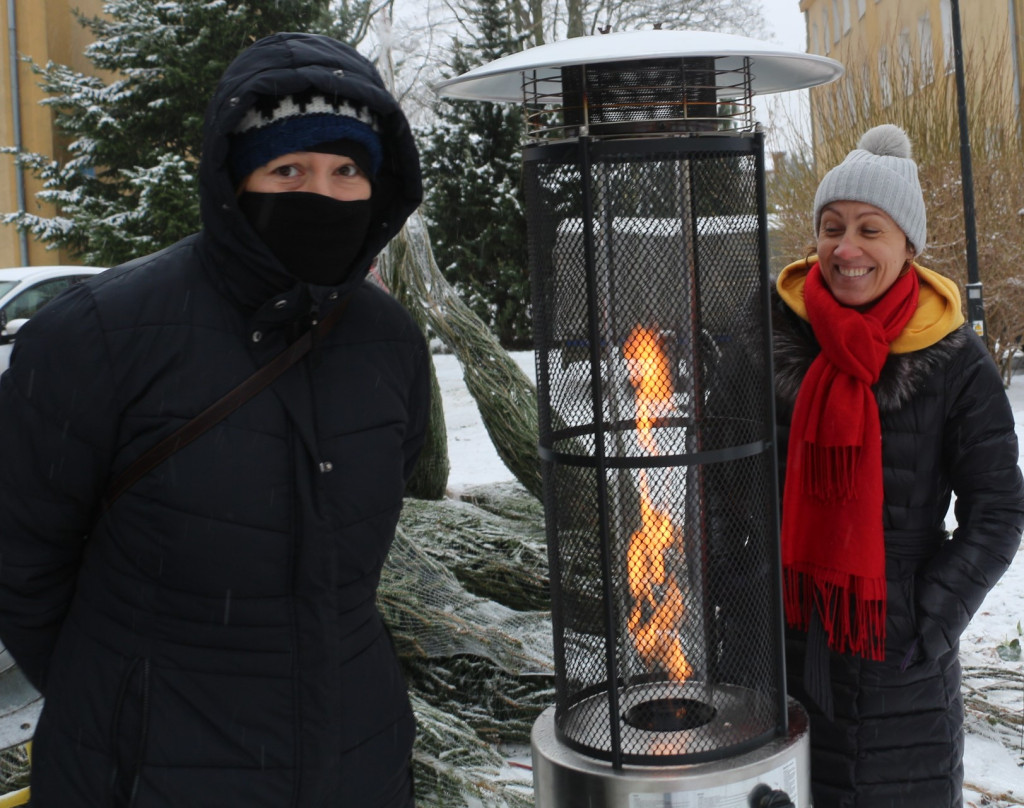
left=532, top=697, right=811, bottom=808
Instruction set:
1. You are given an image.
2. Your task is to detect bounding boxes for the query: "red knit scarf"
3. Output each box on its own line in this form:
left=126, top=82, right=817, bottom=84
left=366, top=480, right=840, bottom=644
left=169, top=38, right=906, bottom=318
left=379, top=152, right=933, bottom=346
left=782, top=264, right=919, bottom=660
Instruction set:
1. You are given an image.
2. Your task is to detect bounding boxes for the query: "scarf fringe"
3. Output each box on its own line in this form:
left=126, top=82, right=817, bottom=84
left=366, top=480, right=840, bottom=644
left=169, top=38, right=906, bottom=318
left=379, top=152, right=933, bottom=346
left=802, top=444, right=861, bottom=501
left=784, top=568, right=887, bottom=661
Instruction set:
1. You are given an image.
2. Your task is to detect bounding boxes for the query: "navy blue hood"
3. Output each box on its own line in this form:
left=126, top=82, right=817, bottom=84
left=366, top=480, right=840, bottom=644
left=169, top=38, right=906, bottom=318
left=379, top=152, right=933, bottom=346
left=198, top=32, right=422, bottom=309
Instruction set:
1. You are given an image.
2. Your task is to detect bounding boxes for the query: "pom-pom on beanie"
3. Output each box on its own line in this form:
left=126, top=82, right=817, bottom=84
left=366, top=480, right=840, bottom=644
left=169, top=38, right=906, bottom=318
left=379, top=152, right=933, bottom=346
left=229, top=89, right=383, bottom=185
left=813, top=124, right=926, bottom=254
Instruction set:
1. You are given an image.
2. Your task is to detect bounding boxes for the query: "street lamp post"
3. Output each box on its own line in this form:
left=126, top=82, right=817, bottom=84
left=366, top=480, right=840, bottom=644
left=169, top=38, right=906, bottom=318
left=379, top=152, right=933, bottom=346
left=949, top=0, right=986, bottom=339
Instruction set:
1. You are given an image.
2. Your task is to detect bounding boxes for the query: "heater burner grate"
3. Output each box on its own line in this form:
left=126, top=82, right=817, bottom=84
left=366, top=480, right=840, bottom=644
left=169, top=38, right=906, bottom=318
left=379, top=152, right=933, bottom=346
left=561, top=681, right=777, bottom=760
left=622, top=696, right=716, bottom=732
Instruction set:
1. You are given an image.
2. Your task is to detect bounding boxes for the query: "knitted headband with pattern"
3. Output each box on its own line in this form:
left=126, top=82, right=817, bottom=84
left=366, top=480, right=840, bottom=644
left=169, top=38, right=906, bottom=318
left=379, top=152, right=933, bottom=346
left=813, top=124, right=927, bottom=254
left=228, top=90, right=383, bottom=184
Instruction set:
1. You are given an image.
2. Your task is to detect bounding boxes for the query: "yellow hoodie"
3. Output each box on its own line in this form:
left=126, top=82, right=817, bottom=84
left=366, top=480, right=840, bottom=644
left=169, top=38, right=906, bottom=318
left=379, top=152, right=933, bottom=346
left=776, top=257, right=965, bottom=354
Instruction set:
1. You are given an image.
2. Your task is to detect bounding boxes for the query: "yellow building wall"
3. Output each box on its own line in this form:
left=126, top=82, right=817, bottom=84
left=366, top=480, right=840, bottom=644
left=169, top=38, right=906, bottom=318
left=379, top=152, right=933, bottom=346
left=1, top=0, right=106, bottom=267
left=800, top=0, right=1023, bottom=164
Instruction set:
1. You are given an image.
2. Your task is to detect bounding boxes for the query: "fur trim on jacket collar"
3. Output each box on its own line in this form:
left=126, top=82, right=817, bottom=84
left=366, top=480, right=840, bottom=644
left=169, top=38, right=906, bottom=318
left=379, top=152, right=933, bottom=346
left=772, top=288, right=969, bottom=413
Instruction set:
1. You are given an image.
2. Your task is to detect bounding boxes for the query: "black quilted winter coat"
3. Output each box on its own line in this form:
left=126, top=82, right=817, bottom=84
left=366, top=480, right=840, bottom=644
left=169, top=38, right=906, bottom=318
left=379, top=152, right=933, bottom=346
left=772, top=289, right=1024, bottom=808
left=0, top=33, right=429, bottom=808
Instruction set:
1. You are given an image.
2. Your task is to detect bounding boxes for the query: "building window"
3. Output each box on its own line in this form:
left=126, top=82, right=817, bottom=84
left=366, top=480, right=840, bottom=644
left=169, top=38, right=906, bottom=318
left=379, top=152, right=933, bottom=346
left=879, top=46, right=893, bottom=107
left=834, top=85, right=845, bottom=125
left=812, top=22, right=821, bottom=54
left=861, top=63, right=872, bottom=116
left=842, top=0, right=852, bottom=33
left=823, top=6, right=831, bottom=53
left=898, top=29, right=914, bottom=96
left=940, top=0, right=955, bottom=73
left=833, top=0, right=842, bottom=42
left=857, top=0, right=866, bottom=18
left=918, top=12, right=934, bottom=86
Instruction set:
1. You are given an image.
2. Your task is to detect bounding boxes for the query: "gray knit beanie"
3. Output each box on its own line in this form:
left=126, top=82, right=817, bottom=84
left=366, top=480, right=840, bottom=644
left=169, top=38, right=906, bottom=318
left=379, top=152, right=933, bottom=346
left=813, top=124, right=926, bottom=254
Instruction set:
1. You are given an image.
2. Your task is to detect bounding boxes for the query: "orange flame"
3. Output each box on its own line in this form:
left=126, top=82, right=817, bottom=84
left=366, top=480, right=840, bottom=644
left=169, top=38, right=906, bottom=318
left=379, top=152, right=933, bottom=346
left=622, top=326, right=693, bottom=683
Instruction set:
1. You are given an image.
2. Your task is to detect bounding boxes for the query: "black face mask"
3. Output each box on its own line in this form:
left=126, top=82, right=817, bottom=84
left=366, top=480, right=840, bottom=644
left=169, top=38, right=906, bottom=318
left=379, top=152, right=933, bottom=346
left=238, top=191, right=373, bottom=286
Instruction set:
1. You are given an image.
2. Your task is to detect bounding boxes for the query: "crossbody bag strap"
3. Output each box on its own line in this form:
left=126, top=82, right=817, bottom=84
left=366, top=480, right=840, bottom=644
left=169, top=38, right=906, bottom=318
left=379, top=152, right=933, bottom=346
left=102, top=296, right=352, bottom=511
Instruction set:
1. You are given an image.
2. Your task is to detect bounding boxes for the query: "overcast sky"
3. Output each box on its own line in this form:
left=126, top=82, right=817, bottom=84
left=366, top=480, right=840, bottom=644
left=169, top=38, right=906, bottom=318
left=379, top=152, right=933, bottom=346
left=763, top=0, right=808, bottom=51
left=757, top=0, right=825, bottom=153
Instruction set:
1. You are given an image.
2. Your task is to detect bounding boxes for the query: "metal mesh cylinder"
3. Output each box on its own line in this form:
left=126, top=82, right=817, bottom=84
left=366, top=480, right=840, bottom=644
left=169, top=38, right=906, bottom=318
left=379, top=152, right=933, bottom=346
left=525, top=133, right=786, bottom=767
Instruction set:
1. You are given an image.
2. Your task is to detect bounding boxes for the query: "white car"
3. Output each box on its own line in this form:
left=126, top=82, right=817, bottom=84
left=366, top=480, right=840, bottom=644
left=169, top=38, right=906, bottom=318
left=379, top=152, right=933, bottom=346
left=0, top=265, right=105, bottom=374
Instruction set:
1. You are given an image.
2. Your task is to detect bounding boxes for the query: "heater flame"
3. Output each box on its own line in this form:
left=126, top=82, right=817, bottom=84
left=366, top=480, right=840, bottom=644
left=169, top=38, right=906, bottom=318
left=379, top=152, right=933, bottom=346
left=622, top=326, right=693, bottom=683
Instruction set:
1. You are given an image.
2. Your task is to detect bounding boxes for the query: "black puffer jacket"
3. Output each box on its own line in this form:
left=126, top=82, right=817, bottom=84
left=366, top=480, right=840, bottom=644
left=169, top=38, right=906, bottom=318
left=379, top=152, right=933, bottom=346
left=772, top=288, right=1024, bottom=808
left=0, top=33, right=428, bottom=807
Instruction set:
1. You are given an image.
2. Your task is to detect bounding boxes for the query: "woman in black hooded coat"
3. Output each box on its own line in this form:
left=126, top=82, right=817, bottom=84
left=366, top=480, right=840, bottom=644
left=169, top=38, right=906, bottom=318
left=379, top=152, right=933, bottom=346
left=0, top=33, right=428, bottom=807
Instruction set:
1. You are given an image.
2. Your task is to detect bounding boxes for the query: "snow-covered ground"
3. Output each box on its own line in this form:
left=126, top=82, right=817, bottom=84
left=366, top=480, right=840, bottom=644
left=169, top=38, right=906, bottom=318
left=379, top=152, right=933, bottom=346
left=435, top=351, right=1024, bottom=805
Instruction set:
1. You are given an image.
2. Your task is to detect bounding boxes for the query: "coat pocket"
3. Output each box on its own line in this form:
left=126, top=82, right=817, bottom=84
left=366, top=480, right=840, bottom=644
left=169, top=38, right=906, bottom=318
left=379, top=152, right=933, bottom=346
left=109, top=657, right=151, bottom=808
left=885, top=566, right=921, bottom=666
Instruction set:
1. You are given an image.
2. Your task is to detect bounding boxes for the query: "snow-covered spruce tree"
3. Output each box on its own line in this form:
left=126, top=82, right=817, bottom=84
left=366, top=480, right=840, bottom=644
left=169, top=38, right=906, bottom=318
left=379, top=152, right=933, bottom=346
left=2, top=0, right=332, bottom=266
left=419, top=0, right=532, bottom=350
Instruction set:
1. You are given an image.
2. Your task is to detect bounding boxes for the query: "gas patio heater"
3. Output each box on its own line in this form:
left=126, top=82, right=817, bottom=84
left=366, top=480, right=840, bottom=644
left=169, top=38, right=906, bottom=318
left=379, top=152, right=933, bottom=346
left=437, top=29, right=842, bottom=807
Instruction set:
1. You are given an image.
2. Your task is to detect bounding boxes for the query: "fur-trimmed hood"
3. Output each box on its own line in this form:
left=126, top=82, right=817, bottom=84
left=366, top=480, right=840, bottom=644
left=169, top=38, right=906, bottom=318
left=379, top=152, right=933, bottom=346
left=771, top=286, right=969, bottom=413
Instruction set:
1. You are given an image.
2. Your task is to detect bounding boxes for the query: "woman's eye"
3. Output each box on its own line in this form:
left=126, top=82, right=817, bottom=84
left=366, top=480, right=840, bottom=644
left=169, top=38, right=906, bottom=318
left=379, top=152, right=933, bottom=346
left=272, top=165, right=300, bottom=178
left=337, top=164, right=360, bottom=178
left=822, top=226, right=842, bottom=236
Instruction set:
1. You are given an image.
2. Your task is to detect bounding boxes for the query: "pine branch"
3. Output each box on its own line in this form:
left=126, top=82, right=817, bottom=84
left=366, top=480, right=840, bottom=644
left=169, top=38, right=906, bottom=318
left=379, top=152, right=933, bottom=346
left=380, top=214, right=543, bottom=499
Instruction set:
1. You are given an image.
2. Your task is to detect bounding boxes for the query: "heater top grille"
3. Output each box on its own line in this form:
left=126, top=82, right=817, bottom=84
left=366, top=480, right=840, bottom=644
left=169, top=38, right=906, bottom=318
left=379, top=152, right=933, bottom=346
left=522, top=56, right=754, bottom=141
left=434, top=29, right=845, bottom=143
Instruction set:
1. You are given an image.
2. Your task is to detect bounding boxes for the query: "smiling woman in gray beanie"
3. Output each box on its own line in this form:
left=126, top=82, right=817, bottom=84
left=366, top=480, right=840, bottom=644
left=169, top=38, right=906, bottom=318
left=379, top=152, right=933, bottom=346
left=769, top=124, right=1024, bottom=807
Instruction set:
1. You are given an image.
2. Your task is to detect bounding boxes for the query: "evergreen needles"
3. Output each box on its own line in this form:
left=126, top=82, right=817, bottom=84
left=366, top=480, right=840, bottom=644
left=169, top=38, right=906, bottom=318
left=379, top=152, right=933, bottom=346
left=381, top=483, right=554, bottom=807
left=380, top=214, right=543, bottom=500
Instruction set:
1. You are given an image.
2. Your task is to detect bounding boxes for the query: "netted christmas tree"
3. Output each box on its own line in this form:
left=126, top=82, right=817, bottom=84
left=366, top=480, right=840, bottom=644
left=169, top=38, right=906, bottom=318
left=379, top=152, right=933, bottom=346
left=375, top=25, right=552, bottom=805
left=382, top=485, right=553, bottom=806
